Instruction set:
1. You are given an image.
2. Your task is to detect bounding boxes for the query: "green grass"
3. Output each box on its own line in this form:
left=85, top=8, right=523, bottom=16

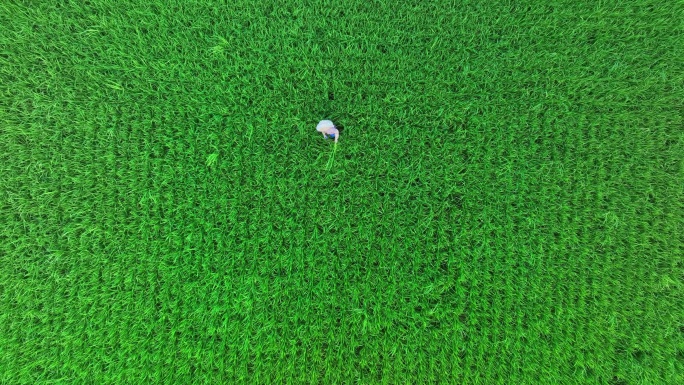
left=1, top=0, right=683, bottom=383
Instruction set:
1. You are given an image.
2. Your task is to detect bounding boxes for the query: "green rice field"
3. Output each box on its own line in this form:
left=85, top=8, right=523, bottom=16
left=1, top=0, right=683, bottom=383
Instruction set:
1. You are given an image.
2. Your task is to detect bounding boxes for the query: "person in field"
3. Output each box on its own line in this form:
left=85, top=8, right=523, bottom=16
left=316, top=120, right=339, bottom=143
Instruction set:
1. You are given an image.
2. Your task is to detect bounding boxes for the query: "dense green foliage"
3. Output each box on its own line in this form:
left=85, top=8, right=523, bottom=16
left=1, top=0, right=683, bottom=383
